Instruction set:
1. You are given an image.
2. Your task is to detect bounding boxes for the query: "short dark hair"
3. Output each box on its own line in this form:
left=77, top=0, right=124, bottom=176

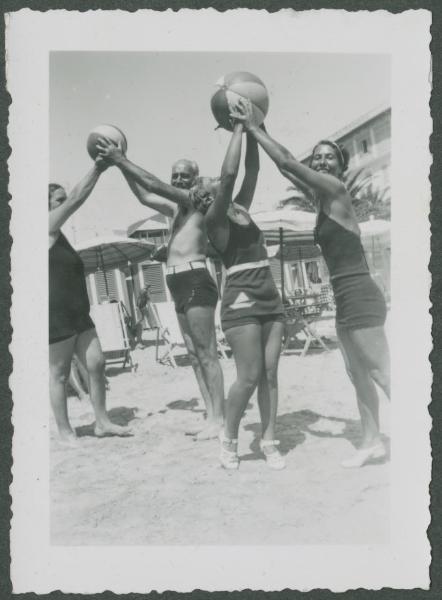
left=311, top=140, right=350, bottom=172
left=48, top=183, right=65, bottom=200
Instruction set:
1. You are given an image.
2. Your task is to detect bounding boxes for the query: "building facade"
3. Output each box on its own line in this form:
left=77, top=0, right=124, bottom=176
left=299, top=103, right=391, bottom=195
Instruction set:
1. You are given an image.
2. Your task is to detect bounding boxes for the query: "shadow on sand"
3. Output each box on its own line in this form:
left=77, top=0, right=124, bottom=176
left=75, top=406, right=139, bottom=438
left=242, top=409, right=390, bottom=465
left=166, top=397, right=205, bottom=414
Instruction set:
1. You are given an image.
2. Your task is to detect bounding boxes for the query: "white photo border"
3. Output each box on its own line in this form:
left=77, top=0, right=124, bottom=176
left=7, top=8, right=432, bottom=593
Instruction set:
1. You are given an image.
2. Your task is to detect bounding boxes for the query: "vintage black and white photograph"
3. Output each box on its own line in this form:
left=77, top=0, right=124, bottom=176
left=8, top=8, right=432, bottom=594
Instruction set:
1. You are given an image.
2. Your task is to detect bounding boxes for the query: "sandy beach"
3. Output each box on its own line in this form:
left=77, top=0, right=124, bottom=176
left=50, top=319, right=390, bottom=546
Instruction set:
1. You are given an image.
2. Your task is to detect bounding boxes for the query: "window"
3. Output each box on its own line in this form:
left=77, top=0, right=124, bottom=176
left=94, top=270, right=118, bottom=302
left=362, top=139, right=369, bottom=153
left=141, top=263, right=167, bottom=302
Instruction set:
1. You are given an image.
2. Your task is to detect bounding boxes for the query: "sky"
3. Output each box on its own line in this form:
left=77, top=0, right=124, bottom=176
left=50, top=51, right=390, bottom=243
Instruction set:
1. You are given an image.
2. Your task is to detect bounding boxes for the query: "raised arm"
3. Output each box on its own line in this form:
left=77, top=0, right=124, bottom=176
left=279, top=168, right=315, bottom=204
left=233, top=132, right=259, bottom=210
left=206, top=122, right=243, bottom=228
left=49, top=160, right=105, bottom=236
left=96, top=138, right=190, bottom=207
left=231, top=99, right=345, bottom=197
left=123, top=174, right=176, bottom=218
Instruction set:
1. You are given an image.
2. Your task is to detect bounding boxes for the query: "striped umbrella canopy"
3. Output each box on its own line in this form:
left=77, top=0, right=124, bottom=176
left=252, top=208, right=316, bottom=242
left=252, top=209, right=316, bottom=303
left=75, top=235, right=156, bottom=270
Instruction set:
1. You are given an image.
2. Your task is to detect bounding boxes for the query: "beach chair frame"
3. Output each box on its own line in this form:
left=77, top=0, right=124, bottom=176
left=283, top=306, right=330, bottom=357
left=151, top=302, right=188, bottom=368
left=90, top=302, right=136, bottom=372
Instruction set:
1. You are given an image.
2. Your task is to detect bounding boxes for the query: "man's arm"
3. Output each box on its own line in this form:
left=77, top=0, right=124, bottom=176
left=123, top=173, right=176, bottom=218
left=96, top=137, right=190, bottom=207
left=233, top=132, right=259, bottom=210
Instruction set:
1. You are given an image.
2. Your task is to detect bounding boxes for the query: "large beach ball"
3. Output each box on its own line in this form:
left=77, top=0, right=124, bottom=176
left=87, top=124, right=127, bottom=160
left=211, top=71, right=269, bottom=131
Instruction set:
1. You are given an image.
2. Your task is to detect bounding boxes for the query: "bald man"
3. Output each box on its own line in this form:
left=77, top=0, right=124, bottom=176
left=96, top=140, right=224, bottom=440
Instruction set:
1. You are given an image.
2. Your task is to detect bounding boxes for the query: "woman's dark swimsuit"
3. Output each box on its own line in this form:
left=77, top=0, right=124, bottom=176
left=314, top=211, right=387, bottom=330
left=49, top=232, right=94, bottom=344
left=212, top=213, right=284, bottom=332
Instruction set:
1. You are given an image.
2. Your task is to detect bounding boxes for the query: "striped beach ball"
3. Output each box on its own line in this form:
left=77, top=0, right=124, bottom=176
left=210, top=71, right=269, bottom=131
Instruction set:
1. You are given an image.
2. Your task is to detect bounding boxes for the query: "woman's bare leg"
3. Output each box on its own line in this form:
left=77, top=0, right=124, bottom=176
left=75, top=328, right=131, bottom=437
left=49, top=335, right=77, bottom=444
left=338, top=327, right=381, bottom=447
left=224, top=323, right=263, bottom=440
left=349, top=325, right=390, bottom=399
left=257, top=320, right=284, bottom=441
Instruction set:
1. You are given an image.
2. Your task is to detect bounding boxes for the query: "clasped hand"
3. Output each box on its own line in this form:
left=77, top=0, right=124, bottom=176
left=96, top=137, right=125, bottom=165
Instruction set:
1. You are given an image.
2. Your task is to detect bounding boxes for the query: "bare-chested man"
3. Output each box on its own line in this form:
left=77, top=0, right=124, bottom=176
left=96, top=138, right=224, bottom=440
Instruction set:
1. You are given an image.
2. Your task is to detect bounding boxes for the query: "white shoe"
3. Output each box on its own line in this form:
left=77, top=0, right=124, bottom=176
left=341, top=442, right=386, bottom=469
left=260, top=439, right=286, bottom=470
left=219, top=432, right=239, bottom=470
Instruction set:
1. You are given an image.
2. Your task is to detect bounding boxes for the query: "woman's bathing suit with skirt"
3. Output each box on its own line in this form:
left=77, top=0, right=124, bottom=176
left=211, top=210, right=284, bottom=332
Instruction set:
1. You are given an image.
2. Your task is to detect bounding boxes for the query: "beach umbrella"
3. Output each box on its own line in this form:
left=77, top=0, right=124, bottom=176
left=75, top=235, right=156, bottom=298
left=252, top=209, right=316, bottom=303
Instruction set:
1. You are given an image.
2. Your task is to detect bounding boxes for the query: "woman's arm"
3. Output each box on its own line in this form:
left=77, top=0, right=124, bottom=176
left=206, top=122, right=243, bottom=226
left=49, top=160, right=105, bottom=235
left=96, top=138, right=190, bottom=207
left=233, top=132, right=259, bottom=210
left=279, top=168, right=315, bottom=204
left=123, top=174, right=176, bottom=218
left=231, top=99, right=345, bottom=197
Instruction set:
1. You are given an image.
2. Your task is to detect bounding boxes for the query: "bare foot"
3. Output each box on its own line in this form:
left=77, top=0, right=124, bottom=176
left=94, top=422, right=133, bottom=438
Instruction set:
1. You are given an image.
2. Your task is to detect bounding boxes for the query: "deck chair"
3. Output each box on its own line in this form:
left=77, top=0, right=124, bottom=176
left=90, top=301, right=135, bottom=371
left=151, top=302, right=188, bottom=368
left=283, top=305, right=330, bottom=357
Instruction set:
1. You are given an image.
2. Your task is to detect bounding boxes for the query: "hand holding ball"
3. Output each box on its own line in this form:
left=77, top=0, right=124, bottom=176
left=87, top=124, right=127, bottom=160
left=211, top=71, right=269, bottom=131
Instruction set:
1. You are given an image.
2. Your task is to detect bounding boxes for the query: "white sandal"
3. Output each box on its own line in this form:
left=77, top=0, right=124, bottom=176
left=260, top=439, right=286, bottom=470
left=341, top=442, right=386, bottom=469
left=219, top=432, right=239, bottom=470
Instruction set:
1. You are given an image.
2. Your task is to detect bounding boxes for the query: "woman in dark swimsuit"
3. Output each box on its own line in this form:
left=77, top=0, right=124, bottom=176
left=232, top=99, right=390, bottom=468
left=196, top=123, right=285, bottom=470
left=49, top=161, right=130, bottom=445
